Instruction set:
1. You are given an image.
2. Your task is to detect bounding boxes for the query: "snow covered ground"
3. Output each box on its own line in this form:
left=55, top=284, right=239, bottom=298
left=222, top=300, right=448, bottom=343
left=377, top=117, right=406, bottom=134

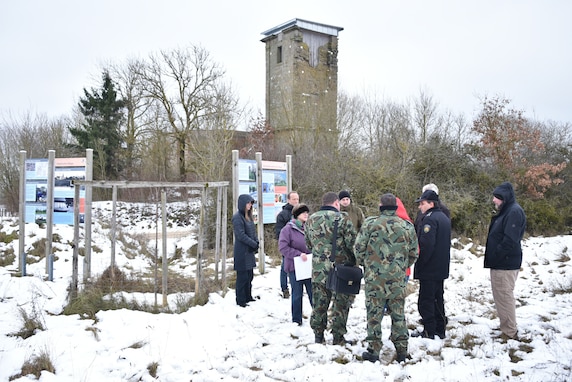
left=1, top=202, right=571, bottom=381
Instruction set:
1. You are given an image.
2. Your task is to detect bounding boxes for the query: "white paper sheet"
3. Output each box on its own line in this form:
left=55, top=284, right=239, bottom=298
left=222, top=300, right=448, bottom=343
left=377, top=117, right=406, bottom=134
left=293, top=254, right=312, bottom=281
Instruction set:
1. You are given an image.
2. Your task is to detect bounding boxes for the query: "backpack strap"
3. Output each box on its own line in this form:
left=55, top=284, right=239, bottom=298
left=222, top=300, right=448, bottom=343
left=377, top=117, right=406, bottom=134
left=329, top=212, right=340, bottom=263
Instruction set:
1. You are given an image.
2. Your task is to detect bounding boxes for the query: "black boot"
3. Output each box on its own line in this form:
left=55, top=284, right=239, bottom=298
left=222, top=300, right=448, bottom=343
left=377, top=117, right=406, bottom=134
left=411, top=329, right=434, bottom=339
left=362, top=351, right=379, bottom=363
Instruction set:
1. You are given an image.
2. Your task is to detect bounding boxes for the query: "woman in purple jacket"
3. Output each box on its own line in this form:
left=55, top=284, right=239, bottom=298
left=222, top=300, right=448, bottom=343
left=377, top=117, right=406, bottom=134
left=279, top=204, right=313, bottom=325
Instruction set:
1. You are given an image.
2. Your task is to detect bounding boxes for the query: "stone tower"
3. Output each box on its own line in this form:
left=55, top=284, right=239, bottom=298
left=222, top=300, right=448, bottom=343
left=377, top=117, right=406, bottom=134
left=261, top=19, right=343, bottom=147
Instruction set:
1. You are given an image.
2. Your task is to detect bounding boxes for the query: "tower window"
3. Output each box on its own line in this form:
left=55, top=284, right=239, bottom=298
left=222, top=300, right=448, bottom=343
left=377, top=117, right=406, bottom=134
left=277, top=46, right=282, bottom=64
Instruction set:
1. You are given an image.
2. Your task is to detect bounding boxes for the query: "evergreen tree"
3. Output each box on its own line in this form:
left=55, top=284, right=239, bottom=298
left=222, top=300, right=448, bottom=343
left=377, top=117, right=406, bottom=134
left=70, top=71, right=125, bottom=179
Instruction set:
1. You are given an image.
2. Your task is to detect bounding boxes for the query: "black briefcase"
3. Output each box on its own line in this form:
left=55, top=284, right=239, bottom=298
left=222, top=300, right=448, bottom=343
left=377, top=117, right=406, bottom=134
left=326, top=264, right=363, bottom=295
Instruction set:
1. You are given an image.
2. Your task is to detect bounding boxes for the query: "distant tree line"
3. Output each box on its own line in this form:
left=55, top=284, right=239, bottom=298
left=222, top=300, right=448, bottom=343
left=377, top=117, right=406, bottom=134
left=0, top=45, right=570, bottom=242
left=251, top=90, right=571, bottom=242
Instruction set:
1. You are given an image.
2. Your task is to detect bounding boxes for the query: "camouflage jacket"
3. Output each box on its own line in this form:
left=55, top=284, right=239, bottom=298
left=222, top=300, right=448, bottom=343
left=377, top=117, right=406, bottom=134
left=354, top=207, right=418, bottom=287
left=305, top=206, right=357, bottom=284
left=340, top=203, right=366, bottom=231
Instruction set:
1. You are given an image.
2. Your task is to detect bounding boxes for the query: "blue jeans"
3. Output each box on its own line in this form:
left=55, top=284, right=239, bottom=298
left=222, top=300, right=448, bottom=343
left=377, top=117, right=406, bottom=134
left=288, top=271, right=313, bottom=324
left=281, top=257, right=288, bottom=291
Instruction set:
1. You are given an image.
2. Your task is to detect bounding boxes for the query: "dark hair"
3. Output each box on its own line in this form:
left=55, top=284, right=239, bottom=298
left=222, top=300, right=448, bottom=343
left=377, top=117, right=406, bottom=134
left=322, top=191, right=338, bottom=206
left=380, top=193, right=397, bottom=206
left=245, top=200, right=254, bottom=221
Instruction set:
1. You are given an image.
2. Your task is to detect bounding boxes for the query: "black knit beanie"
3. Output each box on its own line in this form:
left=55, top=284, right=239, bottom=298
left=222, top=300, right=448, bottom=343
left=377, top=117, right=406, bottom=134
left=338, top=190, right=351, bottom=200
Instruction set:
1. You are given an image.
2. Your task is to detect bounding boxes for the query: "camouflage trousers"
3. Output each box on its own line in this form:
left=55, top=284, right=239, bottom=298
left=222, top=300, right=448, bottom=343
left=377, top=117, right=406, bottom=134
left=364, top=284, right=408, bottom=355
left=310, top=281, right=354, bottom=339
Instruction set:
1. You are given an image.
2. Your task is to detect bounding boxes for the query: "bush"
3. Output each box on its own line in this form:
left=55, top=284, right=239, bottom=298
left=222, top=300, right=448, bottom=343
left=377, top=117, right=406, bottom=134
left=0, top=247, right=15, bottom=267
left=520, top=198, right=566, bottom=236
left=0, top=229, right=17, bottom=244
left=448, top=194, right=491, bottom=243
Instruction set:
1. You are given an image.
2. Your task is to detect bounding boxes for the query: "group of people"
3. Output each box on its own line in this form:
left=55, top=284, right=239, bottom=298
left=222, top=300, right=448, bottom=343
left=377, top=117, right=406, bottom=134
left=232, top=181, right=526, bottom=363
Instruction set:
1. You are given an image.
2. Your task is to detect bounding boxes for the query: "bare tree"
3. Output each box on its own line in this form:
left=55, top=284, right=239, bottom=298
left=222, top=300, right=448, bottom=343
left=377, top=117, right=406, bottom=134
left=450, top=112, right=471, bottom=152
left=138, top=102, right=177, bottom=181
left=413, top=89, right=439, bottom=145
left=337, top=91, right=369, bottom=151
left=0, top=112, right=73, bottom=211
left=0, top=120, right=21, bottom=212
left=188, top=81, right=244, bottom=182
left=136, top=45, right=226, bottom=181
left=108, top=59, right=155, bottom=180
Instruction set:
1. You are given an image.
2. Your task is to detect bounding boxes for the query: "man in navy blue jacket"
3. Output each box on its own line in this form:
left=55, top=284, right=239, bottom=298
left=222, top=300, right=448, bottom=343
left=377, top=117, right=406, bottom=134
left=412, top=189, right=451, bottom=340
left=485, top=182, right=526, bottom=340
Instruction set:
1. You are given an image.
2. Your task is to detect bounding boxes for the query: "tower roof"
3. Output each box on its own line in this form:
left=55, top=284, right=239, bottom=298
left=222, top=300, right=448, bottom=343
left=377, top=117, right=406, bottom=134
left=261, top=18, right=343, bottom=39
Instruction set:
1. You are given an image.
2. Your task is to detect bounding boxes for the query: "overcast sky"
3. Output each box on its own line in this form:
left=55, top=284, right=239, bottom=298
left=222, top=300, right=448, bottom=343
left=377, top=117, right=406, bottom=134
left=1, top=0, right=571, bottom=127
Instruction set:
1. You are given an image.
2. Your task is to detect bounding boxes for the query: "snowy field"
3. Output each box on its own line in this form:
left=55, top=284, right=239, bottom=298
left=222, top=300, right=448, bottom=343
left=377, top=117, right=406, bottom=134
left=1, top=202, right=571, bottom=381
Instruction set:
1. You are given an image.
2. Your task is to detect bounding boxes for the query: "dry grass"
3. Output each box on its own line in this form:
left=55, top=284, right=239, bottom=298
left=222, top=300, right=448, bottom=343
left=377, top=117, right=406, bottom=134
left=147, top=361, right=159, bottom=378
left=9, top=306, right=45, bottom=339
left=9, top=348, right=55, bottom=380
left=550, top=277, right=572, bottom=295
left=85, top=326, right=101, bottom=341
left=63, top=257, right=229, bottom=318
left=508, top=348, right=524, bottom=363
left=0, top=229, right=18, bottom=244
left=458, top=333, right=478, bottom=351
left=0, top=247, right=15, bottom=267
left=128, top=340, right=147, bottom=349
left=555, top=247, right=570, bottom=262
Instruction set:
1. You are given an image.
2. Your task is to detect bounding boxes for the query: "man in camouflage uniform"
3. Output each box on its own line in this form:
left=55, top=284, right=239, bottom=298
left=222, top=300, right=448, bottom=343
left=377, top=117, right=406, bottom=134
left=354, top=193, right=418, bottom=363
left=339, top=190, right=365, bottom=231
left=305, top=191, right=357, bottom=345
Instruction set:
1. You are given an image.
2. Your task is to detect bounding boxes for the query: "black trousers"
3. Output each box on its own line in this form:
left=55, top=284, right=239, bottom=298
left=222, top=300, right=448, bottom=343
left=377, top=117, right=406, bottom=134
left=418, top=279, right=446, bottom=337
left=236, top=269, right=254, bottom=305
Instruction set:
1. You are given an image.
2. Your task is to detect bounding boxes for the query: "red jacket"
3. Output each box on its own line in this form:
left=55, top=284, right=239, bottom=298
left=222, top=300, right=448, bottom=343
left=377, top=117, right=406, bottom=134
left=396, top=197, right=415, bottom=277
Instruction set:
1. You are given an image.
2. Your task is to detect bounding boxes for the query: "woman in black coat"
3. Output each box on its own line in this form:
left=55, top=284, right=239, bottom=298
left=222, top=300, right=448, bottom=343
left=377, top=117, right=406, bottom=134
left=232, top=194, right=259, bottom=307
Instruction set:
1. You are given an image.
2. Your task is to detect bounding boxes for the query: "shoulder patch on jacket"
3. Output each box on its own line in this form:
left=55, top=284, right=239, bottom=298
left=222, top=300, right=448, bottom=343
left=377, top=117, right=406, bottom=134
left=423, top=224, right=431, bottom=233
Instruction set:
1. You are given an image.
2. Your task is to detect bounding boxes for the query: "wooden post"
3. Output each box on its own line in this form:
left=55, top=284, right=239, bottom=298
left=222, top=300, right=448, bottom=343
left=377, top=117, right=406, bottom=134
left=215, top=186, right=222, bottom=282
left=45, top=150, right=55, bottom=273
left=71, top=183, right=80, bottom=299
left=286, top=155, right=292, bottom=193
left=162, top=191, right=168, bottom=307
left=84, top=149, right=93, bottom=278
left=255, top=152, right=265, bottom=274
left=18, top=151, right=26, bottom=274
left=222, top=185, right=228, bottom=295
left=110, top=185, right=117, bottom=278
left=195, top=187, right=207, bottom=302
